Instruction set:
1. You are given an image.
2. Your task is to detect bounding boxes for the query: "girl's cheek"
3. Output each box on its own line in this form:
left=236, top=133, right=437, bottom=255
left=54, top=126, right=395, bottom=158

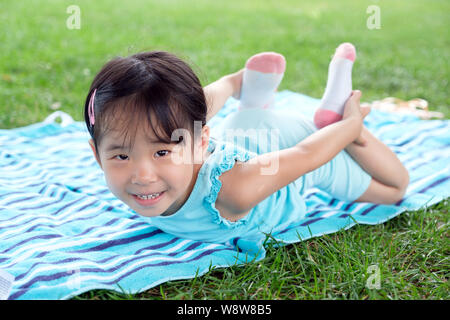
left=104, top=164, right=126, bottom=184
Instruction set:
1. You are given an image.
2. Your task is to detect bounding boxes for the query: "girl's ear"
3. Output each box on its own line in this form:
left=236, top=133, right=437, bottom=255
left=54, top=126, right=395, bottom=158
left=201, top=125, right=210, bottom=151
left=192, top=125, right=210, bottom=165
left=88, top=139, right=103, bottom=169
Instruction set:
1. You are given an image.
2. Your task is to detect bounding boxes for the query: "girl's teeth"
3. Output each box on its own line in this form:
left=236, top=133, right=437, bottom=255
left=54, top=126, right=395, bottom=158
left=137, top=193, right=160, bottom=200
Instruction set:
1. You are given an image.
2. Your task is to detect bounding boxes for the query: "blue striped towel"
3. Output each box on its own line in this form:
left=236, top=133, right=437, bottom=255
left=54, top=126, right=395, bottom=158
left=1, top=91, right=448, bottom=299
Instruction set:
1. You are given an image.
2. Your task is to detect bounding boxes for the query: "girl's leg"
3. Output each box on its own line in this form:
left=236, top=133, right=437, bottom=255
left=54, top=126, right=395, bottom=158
left=345, top=126, right=410, bottom=204
left=310, top=42, right=409, bottom=204
left=301, top=125, right=409, bottom=205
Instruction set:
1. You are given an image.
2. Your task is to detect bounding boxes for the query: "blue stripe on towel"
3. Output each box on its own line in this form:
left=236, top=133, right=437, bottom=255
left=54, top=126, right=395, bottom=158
left=0, top=90, right=448, bottom=299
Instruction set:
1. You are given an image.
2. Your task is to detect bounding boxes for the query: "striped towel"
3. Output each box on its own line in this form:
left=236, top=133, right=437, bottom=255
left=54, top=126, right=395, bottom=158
left=0, top=91, right=448, bottom=300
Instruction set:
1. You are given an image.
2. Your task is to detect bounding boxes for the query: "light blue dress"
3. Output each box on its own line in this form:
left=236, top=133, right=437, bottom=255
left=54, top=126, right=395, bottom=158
left=149, top=108, right=372, bottom=253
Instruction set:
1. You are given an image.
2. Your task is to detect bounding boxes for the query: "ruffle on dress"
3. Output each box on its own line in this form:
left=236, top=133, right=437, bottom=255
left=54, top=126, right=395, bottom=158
left=202, top=139, right=254, bottom=229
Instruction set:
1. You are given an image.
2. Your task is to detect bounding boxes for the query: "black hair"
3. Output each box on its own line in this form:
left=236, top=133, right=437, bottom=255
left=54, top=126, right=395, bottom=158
left=83, top=51, right=208, bottom=156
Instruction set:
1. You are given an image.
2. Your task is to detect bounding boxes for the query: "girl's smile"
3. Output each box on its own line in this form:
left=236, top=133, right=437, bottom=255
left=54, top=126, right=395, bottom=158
left=130, top=190, right=166, bottom=207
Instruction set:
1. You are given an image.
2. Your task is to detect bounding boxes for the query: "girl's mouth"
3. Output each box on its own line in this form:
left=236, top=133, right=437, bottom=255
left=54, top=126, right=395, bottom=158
left=131, top=191, right=165, bottom=206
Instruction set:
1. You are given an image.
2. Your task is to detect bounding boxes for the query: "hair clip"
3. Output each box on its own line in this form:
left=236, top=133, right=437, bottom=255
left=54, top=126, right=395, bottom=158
left=88, top=88, right=97, bottom=126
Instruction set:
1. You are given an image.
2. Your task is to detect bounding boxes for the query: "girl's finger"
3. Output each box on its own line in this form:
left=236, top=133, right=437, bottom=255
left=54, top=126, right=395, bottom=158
left=361, top=105, right=371, bottom=118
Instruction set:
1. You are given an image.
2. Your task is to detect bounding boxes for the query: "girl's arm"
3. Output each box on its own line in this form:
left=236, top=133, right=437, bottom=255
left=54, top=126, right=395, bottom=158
left=217, top=91, right=370, bottom=215
left=204, top=69, right=243, bottom=123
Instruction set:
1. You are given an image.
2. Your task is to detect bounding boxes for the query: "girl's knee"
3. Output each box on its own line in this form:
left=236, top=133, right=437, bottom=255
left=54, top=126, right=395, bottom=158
left=355, top=178, right=407, bottom=204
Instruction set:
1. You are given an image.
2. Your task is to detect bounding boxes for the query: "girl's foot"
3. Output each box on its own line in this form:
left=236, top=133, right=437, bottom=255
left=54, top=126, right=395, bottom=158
left=238, top=52, right=286, bottom=110
left=314, top=42, right=356, bottom=129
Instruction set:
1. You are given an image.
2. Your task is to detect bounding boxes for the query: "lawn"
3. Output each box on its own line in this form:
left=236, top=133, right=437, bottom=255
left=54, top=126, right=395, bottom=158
left=0, top=0, right=448, bottom=299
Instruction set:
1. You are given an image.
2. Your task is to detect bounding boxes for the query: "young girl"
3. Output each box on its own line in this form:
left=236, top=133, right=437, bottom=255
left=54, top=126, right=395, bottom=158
left=84, top=44, right=409, bottom=250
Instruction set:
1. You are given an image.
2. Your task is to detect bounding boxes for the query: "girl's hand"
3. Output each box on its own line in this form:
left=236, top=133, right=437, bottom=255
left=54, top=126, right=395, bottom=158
left=342, top=90, right=371, bottom=146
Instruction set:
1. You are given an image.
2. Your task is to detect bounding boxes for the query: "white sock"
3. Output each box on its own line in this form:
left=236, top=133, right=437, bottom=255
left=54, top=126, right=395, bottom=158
left=239, top=52, right=286, bottom=110
left=314, top=42, right=356, bottom=129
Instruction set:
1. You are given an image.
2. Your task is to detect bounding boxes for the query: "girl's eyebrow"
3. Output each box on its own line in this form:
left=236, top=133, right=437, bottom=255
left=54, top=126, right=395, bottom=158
left=105, top=144, right=129, bottom=152
left=148, top=136, right=176, bottom=145
left=148, top=139, right=166, bottom=144
left=105, top=140, right=168, bottom=152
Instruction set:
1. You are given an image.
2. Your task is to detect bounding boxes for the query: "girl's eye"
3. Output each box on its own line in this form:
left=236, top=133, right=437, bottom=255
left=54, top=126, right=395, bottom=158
left=155, top=150, right=170, bottom=158
left=114, top=154, right=128, bottom=161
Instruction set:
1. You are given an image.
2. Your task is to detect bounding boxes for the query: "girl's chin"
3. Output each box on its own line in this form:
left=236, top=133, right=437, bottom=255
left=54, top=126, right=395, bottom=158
left=131, top=204, right=168, bottom=218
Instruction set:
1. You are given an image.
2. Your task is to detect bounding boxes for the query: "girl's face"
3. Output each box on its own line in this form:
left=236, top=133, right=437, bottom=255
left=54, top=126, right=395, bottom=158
left=89, top=121, right=210, bottom=218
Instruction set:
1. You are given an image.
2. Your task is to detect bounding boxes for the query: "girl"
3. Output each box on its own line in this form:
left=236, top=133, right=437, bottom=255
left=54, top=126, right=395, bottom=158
left=84, top=44, right=409, bottom=250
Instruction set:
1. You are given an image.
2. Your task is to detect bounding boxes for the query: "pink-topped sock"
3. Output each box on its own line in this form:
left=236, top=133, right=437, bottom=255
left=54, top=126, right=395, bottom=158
left=239, top=52, right=286, bottom=110
left=314, top=42, right=356, bottom=129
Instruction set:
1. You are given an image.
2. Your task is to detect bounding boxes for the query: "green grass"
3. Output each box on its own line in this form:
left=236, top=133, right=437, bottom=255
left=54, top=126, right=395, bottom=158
left=1, top=0, right=448, bottom=300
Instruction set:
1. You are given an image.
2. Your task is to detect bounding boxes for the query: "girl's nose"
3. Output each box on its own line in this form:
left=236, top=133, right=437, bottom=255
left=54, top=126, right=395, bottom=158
left=131, top=161, right=158, bottom=185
